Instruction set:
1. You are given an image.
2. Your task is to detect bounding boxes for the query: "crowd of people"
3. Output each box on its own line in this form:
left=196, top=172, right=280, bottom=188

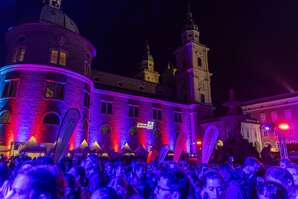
left=0, top=153, right=297, bottom=199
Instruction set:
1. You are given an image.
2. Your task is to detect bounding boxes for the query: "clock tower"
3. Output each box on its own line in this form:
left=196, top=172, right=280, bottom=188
left=174, top=5, right=212, bottom=104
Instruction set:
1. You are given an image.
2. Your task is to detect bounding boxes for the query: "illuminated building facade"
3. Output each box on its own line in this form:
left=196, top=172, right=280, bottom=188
left=0, top=1, right=214, bottom=153
left=241, top=92, right=298, bottom=152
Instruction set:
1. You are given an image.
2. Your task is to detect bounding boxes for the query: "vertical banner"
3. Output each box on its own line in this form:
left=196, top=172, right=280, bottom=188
left=53, top=108, right=80, bottom=162
left=202, top=125, right=219, bottom=164
left=174, top=132, right=187, bottom=162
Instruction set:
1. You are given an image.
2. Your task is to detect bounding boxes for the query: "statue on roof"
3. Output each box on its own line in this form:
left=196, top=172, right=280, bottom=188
left=43, top=0, right=62, bottom=9
left=40, top=0, right=80, bottom=33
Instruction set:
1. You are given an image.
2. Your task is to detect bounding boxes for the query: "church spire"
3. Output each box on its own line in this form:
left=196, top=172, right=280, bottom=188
left=142, top=40, right=154, bottom=68
left=184, top=4, right=198, bottom=31
left=181, top=3, right=200, bottom=44
left=43, top=0, right=63, bottom=10
left=40, top=0, right=80, bottom=33
left=137, top=40, right=160, bottom=84
left=145, top=40, right=151, bottom=56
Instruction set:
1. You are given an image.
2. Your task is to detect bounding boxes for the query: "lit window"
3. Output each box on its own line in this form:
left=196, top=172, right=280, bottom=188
left=59, top=51, right=67, bottom=66
left=174, top=112, right=182, bottom=123
left=129, top=105, right=138, bottom=118
left=2, top=80, right=18, bottom=98
left=12, top=47, right=26, bottom=63
left=50, top=49, right=59, bottom=64
left=45, top=81, right=64, bottom=100
left=153, top=109, right=162, bottom=120
left=100, top=101, right=112, bottom=115
left=101, top=124, right=111, bottom=135
left=43, top=113, right=60, bottom=125
left=0, top=111, right=11, bottom=124
left=50, top=49, right=67, bottom=66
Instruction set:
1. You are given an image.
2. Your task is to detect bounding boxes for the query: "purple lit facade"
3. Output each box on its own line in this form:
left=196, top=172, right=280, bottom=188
left=0, top=2, right=216, bottom=154
left=241, top=93, right=298, bottom=151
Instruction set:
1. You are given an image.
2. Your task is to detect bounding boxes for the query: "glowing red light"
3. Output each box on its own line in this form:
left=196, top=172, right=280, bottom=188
left=196, top=140, right=202, bottom=145
left=278, top=122, right=290, bottom=131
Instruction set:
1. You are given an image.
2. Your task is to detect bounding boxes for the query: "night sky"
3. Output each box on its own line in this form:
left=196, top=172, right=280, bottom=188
left=2, top=0, right=298, bottom=105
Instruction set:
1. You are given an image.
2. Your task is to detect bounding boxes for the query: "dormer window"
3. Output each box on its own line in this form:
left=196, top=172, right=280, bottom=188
left=84, top=54, right=92, bottom=75
left=12, top=47, right=26, bottom=63
left=50, top=49, right=67, bottom=66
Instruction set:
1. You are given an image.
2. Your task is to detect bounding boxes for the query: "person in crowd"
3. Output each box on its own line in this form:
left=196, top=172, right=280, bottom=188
left=265, top=166, right=297, bottom=198
left=260, top=144, right=273, bottom=165
left=109, top=175, right=137, bottom=199
left=103, top=161, right=114, bottom=183
left=154, top=169, right=189, bottom=199
left=64, top=173, right=81, bottom=199
left=90, top=187, right=119, bottom=199
left=286, top=164, right=298, bottom=187
left=200, top=171, right=225, bottom=199
left=5, top=165, right=64, bottom=199
left=130, top=161, right=152, bottom=198
left=280, top=159, right=292, bottom=169
left=256, top=181, right=288, bottom=199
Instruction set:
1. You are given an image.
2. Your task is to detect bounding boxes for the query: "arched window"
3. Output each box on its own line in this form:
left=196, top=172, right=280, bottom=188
left=0, top=111, right=11, bottom=124
left=129, top=127, right=137, bottom=136
left=153, top=129, right=161, bottom=138
left=43, top=113, right=60, bottom=125
left=101, top=124, right=111, bottom=135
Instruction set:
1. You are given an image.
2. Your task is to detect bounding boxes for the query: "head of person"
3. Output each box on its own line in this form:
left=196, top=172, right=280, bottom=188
left=133, top=161, right=146, bottom=179
left=228, top=156, right=234, bottom=164
left=280, top=159, right=291, bottom=169
left=202, top=171, right=225, bottom=199
left=68, top=166, right=87, bottom=187
left=286, top=164, right=298, bottom=186
left=6, top=165, right=64, bottom=199
left=265, top=166, right=294, bottom=192
left=109, top=177, right=135, bottom=198
left=114, top=162, right=125, bottom=177
left=84, top=154, right=99, bottom=177
left=64, top=173, right=80, bottom=199
left=257, top=181, right=287, bottom=199
left=242, top=157, right=262, bottom=178
left=104, top=161, right=114, bottom=176
left=218, top=163, right=235, bottom=183
left=91, top=187, right=119, bottom=199
left=154, top=169, right=189, bottom=199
